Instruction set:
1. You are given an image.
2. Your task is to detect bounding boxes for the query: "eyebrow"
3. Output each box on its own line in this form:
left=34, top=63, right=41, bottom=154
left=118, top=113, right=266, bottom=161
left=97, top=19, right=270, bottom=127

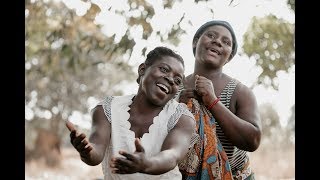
left=159, top=62, right=184, bottom=79
left=206, top=30, right=232, bottom=41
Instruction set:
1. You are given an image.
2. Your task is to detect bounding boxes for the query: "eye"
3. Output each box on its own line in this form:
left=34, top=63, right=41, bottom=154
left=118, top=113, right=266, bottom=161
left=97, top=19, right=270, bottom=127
left=223, top=40, right=231, bottom=46
left=207, top=33, right=216, bottom=39
left=174, top=77, right=182, bottom=85
left=208, top=34, right=213, bottom=38
left=159, top=66, right=168, bottom=73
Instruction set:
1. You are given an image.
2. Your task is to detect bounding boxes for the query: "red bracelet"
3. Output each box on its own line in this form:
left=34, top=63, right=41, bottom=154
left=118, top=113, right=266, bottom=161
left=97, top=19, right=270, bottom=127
left=206, top=97, right=220, bottom=110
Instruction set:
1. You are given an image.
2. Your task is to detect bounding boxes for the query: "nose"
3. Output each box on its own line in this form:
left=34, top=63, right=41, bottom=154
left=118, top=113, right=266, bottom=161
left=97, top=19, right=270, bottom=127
left=211, top=38, right=222, bottom=47
left=164, top=76, right=174, bottom=85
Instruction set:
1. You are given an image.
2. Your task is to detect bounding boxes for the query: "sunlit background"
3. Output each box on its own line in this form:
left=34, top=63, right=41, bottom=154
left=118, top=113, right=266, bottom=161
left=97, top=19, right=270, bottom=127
left=25, top=0, right=295, bottom=179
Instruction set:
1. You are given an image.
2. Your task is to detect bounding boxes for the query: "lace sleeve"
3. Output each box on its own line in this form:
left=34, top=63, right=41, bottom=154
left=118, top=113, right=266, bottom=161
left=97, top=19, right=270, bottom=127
left=167, top=103, right=198, bottom=148
left=99, top=96, right=113, bottom=123
left=167, top=103, right=194, bottom=132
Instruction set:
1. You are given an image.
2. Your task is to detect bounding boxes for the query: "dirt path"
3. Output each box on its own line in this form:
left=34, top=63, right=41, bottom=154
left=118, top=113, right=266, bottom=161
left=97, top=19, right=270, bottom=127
left=26, top=145, right=294, bottom=179
left=26, top=147, right=103, bottom=180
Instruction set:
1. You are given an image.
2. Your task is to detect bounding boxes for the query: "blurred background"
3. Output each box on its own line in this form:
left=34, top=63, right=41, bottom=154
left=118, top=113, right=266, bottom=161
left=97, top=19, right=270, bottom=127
left=25, top=0, right=295, bottom=179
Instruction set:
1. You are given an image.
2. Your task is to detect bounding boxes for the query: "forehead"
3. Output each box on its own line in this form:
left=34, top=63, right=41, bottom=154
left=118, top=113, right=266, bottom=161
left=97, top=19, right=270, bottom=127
left=152, top=56, right=184, bottom=74
left=204, top=25, right=232, bottom=39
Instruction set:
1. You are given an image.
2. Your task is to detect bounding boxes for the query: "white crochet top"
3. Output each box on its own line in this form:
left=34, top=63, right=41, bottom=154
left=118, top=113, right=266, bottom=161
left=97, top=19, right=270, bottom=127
left=96, top=94, right=194, bottom=180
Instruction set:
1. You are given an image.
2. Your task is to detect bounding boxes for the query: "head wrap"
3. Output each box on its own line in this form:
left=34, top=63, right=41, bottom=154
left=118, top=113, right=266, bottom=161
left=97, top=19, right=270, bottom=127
left=192, top=20, right=238, bottom=60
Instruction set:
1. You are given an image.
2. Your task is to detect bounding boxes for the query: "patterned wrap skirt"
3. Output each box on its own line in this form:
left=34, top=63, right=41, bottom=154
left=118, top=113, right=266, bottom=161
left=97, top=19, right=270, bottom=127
left=178, top=98, right=233, bottom=180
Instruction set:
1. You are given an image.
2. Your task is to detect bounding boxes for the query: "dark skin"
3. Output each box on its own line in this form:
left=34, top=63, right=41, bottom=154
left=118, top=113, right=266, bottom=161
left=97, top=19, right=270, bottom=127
left=179, top=25, right=261, bottom=152
left=66, top=56, right=195, bottom=175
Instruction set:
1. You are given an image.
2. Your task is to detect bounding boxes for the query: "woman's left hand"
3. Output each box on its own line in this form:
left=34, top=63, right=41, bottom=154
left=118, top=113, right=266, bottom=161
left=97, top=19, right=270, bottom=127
left=110, top=138, right=148, bottom=174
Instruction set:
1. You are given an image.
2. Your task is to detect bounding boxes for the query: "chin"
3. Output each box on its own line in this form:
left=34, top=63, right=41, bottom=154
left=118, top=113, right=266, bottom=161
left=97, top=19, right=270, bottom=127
left=154, top=96, right=172, bottom=106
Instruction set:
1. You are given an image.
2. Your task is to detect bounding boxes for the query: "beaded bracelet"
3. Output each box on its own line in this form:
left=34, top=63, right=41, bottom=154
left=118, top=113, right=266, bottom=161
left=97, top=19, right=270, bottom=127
left=206, top=97, right=220, bottom=111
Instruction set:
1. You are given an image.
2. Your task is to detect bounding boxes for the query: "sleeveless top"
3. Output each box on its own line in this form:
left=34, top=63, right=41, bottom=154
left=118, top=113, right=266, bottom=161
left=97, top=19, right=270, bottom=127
left=216, top=79, right=252, bottom=179
left=96, top=94, right=195, bottom=180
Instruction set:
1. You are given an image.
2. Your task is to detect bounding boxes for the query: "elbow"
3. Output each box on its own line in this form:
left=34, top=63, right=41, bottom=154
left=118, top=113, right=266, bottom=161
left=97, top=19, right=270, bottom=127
left=81, top=156, right=103, bottom=166
left=247, top=130, right=261, bottom=152
left=83, top=159, right=102, bottom=166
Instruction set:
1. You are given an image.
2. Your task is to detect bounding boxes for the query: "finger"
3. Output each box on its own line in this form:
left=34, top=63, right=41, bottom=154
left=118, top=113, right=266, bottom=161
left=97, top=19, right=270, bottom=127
left=83, top=144, right=93, bottom=154
left=72, top=133, right=86, bottom=147
left=111, top=167, right=119, bottom=173
left=114, top=157, right=133, bottom=169
left=79, top=139, right=93, bottom=153
left=195, top=75, right=210, bottom=85
left=80, top=144, right=93, bottom=158
left=70, top=130, right=77, bottom=140
left=195, top=74, right=199, bottom=80
left=195, top=84, right=207, bottom=91
left=76, top=138, right=88, bottom=151
left=134, top=138, right=145, bottom=153
left=119, top=151, right=135, bottom=161
left=66, top=121, right=75, bottom=132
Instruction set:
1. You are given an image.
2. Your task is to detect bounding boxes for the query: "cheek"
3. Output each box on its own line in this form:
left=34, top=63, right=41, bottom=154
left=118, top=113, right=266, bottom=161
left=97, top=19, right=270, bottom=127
left=171, top=85, right=180, bottom=94
left=223, top=48, right=232, bottom=57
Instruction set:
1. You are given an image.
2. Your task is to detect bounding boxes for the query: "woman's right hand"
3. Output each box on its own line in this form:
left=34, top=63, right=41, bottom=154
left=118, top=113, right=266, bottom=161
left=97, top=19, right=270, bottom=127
left=66, top=121, right=93, bottom=160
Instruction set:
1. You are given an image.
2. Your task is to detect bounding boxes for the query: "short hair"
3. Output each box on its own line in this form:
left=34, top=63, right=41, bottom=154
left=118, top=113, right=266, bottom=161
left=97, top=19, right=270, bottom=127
left=145, top=46, right=184, bottom=68
left=136, top=46, right=184, bottom=84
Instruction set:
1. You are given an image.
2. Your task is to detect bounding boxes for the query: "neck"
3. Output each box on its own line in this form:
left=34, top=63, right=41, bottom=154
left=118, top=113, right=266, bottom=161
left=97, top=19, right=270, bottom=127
left=193, top=62, right=223, bottom=80
left=130, top=93, right=163, bottom=114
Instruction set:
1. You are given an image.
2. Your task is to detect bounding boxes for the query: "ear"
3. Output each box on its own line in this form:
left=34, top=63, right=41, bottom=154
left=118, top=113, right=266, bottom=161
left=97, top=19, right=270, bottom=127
left=138, top=63, right=146, bottom=76
left=136, top=63, right=146, bottom=84
left=192, top=38, right=199, bottom=49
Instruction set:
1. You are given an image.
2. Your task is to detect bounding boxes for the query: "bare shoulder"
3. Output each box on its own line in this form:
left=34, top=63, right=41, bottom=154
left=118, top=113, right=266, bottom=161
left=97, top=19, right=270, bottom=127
left=176, top=113, right=196, bottom=130
left=228, top=79, right=258, bottom=112
left=233, top=80, right=256, bottom=100
left=91, top=105, right=110, bottom=124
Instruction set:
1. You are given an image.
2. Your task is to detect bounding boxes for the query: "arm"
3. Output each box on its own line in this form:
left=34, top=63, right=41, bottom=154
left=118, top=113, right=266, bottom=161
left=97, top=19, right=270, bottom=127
left=195, top=75, right=261, bottom=151
left=212, top=84, right=261, bottom=151
left=143, top=114, right=195, bottom=174
left=66, top=105, right=111, bottom=165
left=110, top=114, right=195, bottom=175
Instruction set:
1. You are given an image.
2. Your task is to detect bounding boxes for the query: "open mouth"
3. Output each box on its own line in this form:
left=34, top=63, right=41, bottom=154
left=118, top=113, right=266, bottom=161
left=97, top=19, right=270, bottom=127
left=156, top=83, right=169, bottom=94
left=208, top=48, right=221, bottom=55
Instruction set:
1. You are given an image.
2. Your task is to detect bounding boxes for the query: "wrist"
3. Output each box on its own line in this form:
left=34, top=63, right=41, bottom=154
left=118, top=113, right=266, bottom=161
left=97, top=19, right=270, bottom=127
left=206, top=97, right=220, bottom=111
left=140, top=159, right=153, bottom=174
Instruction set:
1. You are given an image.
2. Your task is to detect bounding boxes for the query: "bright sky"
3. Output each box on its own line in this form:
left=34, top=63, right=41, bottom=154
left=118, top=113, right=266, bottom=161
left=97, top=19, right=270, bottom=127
left=62, top=0, right=295, bottom=128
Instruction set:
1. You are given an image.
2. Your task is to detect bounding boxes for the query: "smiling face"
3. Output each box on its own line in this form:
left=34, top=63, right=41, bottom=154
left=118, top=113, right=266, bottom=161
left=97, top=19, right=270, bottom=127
left=138, top=56, right=184, bottom=106
left=193, top=25, right=233, bottom=68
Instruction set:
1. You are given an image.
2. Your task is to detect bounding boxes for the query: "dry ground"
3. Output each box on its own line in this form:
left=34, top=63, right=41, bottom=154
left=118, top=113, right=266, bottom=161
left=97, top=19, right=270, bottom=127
left=250, top=144, right=295, bottom=180
left=25, top=145, right=294, bottom=180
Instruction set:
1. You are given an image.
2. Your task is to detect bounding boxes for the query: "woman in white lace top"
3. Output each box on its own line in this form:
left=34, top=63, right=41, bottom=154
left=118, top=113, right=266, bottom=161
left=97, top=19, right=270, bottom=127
left=66, top=46, right=195, bottom=180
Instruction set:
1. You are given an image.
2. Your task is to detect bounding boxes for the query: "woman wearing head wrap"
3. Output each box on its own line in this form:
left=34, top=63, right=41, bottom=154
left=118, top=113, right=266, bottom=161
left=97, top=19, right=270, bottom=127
left=178, top=20, right=261, bottom=180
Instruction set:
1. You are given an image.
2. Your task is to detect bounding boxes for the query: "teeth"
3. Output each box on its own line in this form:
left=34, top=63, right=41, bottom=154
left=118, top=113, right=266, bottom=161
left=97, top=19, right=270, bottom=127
left=210, top=48, right=220, bottom=55
left=157, top=84, right=169, bottom=94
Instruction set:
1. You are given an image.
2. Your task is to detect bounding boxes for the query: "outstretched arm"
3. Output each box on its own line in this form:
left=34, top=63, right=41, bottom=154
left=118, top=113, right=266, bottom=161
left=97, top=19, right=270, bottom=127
left=66, top=105, right=111, bottom=165
left=110, top=114, right=195, bottom=175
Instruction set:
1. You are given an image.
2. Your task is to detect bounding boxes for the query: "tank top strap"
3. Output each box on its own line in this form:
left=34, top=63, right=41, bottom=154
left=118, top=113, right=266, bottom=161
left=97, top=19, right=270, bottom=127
left=219, top=78, right=239, bottom=109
